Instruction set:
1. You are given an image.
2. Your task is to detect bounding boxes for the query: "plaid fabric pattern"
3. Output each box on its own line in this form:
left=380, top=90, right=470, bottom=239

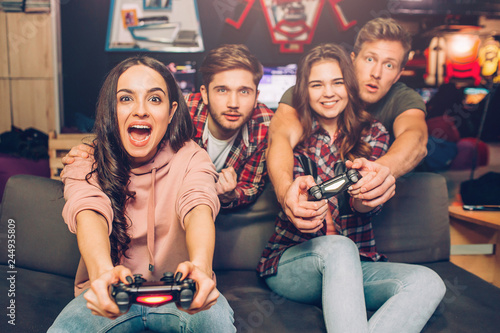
left=257, top=120, right=390, bottom=277
left=186, top=93, right=274, bottom=208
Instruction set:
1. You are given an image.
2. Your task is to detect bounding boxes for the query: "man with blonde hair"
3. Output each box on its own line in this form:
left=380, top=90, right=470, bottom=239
left=268, top=17, right=427, bottom=226
left=264, top=18, right=441, bottom=333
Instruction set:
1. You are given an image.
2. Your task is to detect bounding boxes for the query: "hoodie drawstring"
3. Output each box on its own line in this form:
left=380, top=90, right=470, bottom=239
left=147, top=168, right=156, bottom=272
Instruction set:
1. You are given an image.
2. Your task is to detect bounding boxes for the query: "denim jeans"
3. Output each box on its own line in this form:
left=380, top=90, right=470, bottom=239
left=48, top=290, right=236, bottom=333
left=265, top=235, right=446, bottom=333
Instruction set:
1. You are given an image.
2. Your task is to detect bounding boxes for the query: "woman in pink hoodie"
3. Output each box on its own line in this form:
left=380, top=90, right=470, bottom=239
left=49, top=56, right=236, bottom=332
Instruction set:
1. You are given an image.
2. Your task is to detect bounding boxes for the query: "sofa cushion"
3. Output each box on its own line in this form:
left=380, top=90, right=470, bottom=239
left=422, top=261, right=500, bottom=333
left=372, top=172, right=451, bottom=263
left=214, top=183, right=280, bottom=271
left=0, top=175, right=79, bottom=278
left=216, top=270, right=326, bottom=332
left=0, top=265, right=75, bottom=332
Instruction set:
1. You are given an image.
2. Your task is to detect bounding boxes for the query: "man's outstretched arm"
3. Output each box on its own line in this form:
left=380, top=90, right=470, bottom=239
left=348, top=109, right=427, bottom=206
left=378, top=109, right=428, bottom=178
left=266, top=103, right=302, bottom=205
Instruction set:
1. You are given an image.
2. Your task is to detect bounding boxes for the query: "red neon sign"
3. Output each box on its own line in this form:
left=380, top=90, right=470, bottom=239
left=260, top=0, right=324, bottom=53
left=225, top=0, right=357, bottom=53
left=225, top=0, right=256, bottom=29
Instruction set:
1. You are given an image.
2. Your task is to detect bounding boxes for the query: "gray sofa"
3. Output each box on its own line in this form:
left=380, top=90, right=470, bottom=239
left=1, top=173, right=500, bottom=332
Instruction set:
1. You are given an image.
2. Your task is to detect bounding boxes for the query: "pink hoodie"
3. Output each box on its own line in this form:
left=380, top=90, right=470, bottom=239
left=62, top=140, right=220, bottom=296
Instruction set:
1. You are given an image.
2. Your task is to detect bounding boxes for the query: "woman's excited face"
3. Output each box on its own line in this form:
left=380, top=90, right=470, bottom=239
left=116, top=65, right=177, bottom=167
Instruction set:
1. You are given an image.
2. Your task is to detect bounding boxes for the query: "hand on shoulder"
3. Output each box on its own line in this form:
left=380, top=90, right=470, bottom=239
left=61, top=144, right=94, bottom=166
left=60, top=144, right=95, bottom=178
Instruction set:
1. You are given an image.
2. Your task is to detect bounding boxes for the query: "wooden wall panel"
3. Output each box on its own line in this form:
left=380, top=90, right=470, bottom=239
left=7, top=13, right=53, bottom=78
left=0, top=12, right=9, bottom=78
left=11, top=79, right=54, bottom=133
left=0, top=79, right=12, bottom=133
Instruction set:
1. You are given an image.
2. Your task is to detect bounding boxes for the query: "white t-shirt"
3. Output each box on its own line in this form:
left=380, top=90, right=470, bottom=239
left=205, top=123, right=239, bottom=172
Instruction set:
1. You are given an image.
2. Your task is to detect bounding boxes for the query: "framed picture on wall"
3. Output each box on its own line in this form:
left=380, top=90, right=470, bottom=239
left=106, top=0, right=204, bottom=52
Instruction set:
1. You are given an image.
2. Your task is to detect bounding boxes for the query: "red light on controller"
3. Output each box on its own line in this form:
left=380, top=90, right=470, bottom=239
left=136, top=295, right=173, bottom=305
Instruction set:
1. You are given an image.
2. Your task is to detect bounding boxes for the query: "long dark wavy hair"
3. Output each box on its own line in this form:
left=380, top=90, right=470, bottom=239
left=293, top=43, right=373, bottom=161
left=88, top=56, right=194, bottom=265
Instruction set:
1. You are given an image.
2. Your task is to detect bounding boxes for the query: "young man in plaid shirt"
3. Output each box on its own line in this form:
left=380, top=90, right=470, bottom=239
left=186, top=44, right=274, bottom=209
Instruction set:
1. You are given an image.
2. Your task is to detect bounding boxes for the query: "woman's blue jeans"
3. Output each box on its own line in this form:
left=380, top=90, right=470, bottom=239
left=265, top=235, right=446, bottom=333
left=48, top=291, right=236, bottom=333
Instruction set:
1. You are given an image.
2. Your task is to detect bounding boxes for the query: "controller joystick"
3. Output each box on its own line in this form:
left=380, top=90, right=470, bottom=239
left=111, top=272, right=196, bottom=313
left=160, top=272, right=175, bottom=283
left=179, top=279, right=195, bottom=309
left=133, top=274, right=147, bottom=284
left=113, top=284, right=131, bottom=314
left=308, top=169, right=362, bottom=200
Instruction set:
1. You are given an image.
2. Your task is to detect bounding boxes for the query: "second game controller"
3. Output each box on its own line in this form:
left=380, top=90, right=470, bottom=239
left=111, top=272, right=196, bottom=313
left=308, top=169, right=361, bottom=200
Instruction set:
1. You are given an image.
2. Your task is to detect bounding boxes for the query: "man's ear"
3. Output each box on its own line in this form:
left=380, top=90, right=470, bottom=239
left=200, top=85, right=209, bottom=105
left=350, top=52, right=356, bottom=62
left=254, top=90, right=260, bottom=108
left=393, top=68, right=403, bottom=84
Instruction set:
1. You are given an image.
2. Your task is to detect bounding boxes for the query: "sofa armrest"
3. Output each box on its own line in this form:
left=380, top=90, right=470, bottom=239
left=372, top=172, right=450, bottom=263
left=0, top=175, right=79, bottom=278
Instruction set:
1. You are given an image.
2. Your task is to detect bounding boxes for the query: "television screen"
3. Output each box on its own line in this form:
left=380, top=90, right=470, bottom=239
left=258, top=64, right=297, bottom=109
left=168, top=62, right=197, bottom=96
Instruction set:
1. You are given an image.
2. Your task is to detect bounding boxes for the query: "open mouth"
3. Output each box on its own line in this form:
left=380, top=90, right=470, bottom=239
left=321, top=101, right=338, bottom=106
left=366, top=83, right=379, bottom=92
left=128, top=124, right=152, bottom=143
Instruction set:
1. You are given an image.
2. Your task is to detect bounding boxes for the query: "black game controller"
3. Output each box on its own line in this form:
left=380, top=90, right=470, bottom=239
left=308, top=169, right=362, bottom=200
left=111, top=272, right=196, bottom=313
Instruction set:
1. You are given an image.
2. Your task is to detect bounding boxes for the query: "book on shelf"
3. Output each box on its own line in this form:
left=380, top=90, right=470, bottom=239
left=25, top=0, right=50, bottom=12
left=1, top=0, right=25, bottom=12
left=0, top=0, right=50, bottom=13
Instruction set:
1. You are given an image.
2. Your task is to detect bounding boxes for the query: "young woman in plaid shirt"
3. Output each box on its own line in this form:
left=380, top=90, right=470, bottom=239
left=258, top=44, right=445, bottom=332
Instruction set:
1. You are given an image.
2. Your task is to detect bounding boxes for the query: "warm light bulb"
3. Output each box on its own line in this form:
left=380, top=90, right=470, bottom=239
left=446, top=34, right=480, bottom=62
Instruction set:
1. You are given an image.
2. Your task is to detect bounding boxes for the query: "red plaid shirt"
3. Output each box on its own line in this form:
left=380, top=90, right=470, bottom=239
left=257, top=120, right=389, bottom=277
left=186, top=93, right=274, bottom=209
